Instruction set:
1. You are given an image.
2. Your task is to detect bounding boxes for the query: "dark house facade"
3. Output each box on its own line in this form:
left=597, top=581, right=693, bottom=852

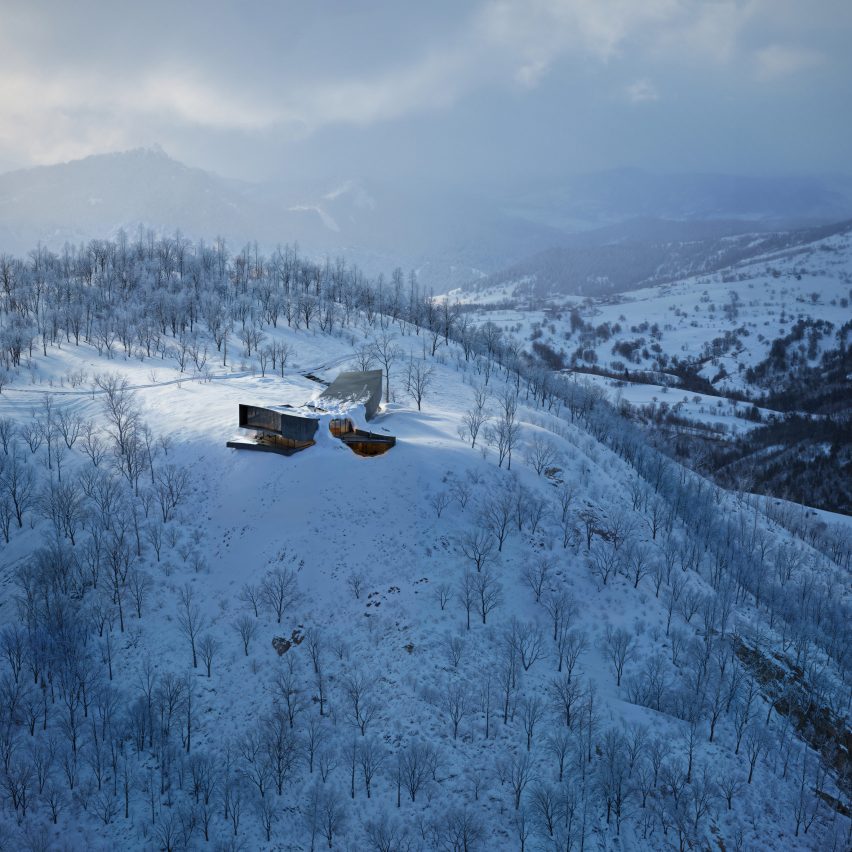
left=227, top=370, right=395, bottom=457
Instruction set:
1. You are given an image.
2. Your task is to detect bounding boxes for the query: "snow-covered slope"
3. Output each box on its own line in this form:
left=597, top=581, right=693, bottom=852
left=0, top=241, right=848, bottom=850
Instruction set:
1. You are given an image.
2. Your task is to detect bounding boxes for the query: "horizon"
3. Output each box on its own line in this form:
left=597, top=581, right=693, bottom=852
left=3, top=145, right=852, bottom=188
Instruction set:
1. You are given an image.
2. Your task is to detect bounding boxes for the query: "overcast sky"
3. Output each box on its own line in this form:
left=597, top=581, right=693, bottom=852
left=1, top=0, right=849, bottom=185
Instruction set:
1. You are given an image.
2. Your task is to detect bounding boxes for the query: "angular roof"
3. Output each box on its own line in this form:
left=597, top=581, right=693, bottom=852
left=317, top=369, right=383, bottom=420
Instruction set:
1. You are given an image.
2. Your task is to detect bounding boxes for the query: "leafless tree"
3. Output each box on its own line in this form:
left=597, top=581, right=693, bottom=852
left=498, top=750, right=535, bottom=810
left=628, top=543, right=653, bottom=589
left=96, top=373, right=139, bottom=456
left=346, top=572, right=365, bottom=599
left=127, top=568, right=152, bottom=618
left=478, top=489, right=514, bottom=552
left=744, top=724, right=768, bottom=784
left=369, top=331, right=403, bottom=403
left=604, top=626, right=636, bottom=687
left=522, top=554, right=553, bottom=602
left=430, top=491, right=451, bottom=518
left=55, top=407, right=83, bottom=450
left=540, top=590, right=576, bottom=641
left=589, top=539, right=619, bottom=586
left=261, top=567, right=299, bottom=624
left=550, top=674, right=585, bottom=729
left=474, top=567, right=502, bottom=624
left=458, top=527, right=496, bottom=572
left=262, top=709, right=299, bottom=795
left=352, top=343, right=376, bottom=372
left=524, top=433, right=558, bottom=476
left=198, top=634, right=219, bottom=677
left=154, top=464, right=190, bottom=523
left=435, top=582, right=451, bottom=611
left=399, top=741, right=437, bottom=803
left=177, top=584, right=206, bottom=668
left=461, top=384, right=489, bottom=448
left=0, top=417, right=15, bottom=454
left=344, top=668, right=378, bottom=735
left=438, top=678, right=470, bottom=740
left=364, top=812, right=410, bottom=852
left=2, top=452, right=36, bottom=527
left=405, top=357, right=434, bottom=411
left=458, top=571, right=476, bottom=630
left=519, top=695, right=545, bottom=751
left=485, top=391, right=521, bottom=469
left=555, top=626, right=587, bottom=679
left=507, top=618, right=545, bottom=671
left=449, top=477, right=472, bottom=509
left=234, top=615, right=257, bottom=656
left=80, top=423, right=107, bottom=467
left=238, top=582, right=262, bottom=617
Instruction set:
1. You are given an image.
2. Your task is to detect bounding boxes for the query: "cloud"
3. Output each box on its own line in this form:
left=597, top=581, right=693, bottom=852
left=625, top=79, right=660, bottom=103
left=754, top=44, right=823, bottom=80
left=0, top=0, right=848, bottom=176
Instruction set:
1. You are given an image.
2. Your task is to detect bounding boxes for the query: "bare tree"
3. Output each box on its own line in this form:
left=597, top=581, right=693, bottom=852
left=346, top=572, right=365, bottom=599
left=473, top=567, right=502, bottom=624
left=55, top=407, right=83, bottom=449
left=80, top=423, right=107, bottom=467
left=519, top=695, right=545, bottom=751
left=430, top=491, right=451, bottom=518
left=177, top=584, right=206, bottom=668
left=458, top=571, right=476, bottom=631
left=405, top=357, right=434, bottom=411
left=369, top=332, right=403, bottom=403
left=234, top=615, right=257, bottom=656
left=498, top=750, right=534, bottom=810
left=524, top=433, right=558, bottom=476
left=399, top=741, right=437, bottom=803
left=485, top=391, right=521, bottom=469
left=357, top=737, right=386, bottom=798
left=352, top=343, right=376, bottom=372
left=239, top=582, right=263, bottom=617
left=344, top=668, right=379, bottom=735
left=461, top=385, right=489, bottom=448
left=2, top=453, right=36, bottom=527
left=557, top=629, right=589, bottom=692
left=604, top=626, right=636, bottom=687
left=198, top=634, right=220, bottom=677
left=438, top=678, right=470, bottom=739
left=364, top=812, right=410, bottom=852
left=96, top=373, right=139, bottom=456
left=154, top=464, right=190, bottom=523
left=261, top=567, right=299, bottom=624
left=522, top=554, right=553, bottom=602
left=458, top=527, right=496, bottom=572
left=127, top=568, right=152, bottom=618
left=478, top=489, right=514, bottom=552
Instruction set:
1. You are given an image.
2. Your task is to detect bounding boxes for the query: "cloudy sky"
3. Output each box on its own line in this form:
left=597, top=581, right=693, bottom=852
left=1, top=0, right=849, bottom=184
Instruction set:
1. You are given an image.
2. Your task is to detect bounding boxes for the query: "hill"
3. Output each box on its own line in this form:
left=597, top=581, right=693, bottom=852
left=0, top=235, right=847, bottom=849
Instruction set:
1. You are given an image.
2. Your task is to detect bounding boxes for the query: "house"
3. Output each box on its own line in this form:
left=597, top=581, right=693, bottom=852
left=226, top=369, right=395, bottom=457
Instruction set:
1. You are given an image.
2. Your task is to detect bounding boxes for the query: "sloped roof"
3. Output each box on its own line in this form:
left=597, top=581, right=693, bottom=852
left=317, top=369, right=383, bottom=420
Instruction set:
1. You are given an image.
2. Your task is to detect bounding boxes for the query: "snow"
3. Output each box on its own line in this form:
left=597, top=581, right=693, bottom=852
left=0, top=303, right=846, bottom=850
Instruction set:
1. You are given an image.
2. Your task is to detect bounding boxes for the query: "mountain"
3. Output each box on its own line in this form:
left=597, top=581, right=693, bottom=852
left=462, top=216, right=852, bottom=298
left=0, top=149, right=564, bottom=289
left=0, top=146, right=333, bottom=255
left=3, top=152, right=852, bottom=294
left=508, top=168, right=852, bottom=230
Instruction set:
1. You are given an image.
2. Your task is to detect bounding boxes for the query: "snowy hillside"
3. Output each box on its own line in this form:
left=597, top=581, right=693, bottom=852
left=0, top=238, right=848, bottom=851
left=451, top=225, right=852, bottom=396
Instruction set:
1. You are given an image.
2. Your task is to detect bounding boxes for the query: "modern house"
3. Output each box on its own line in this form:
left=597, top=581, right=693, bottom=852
left=226, top=369, right=395, bottom=457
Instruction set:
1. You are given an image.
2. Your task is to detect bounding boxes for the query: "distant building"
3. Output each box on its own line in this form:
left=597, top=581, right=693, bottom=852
left=227, top=369, right=395, bottom=457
